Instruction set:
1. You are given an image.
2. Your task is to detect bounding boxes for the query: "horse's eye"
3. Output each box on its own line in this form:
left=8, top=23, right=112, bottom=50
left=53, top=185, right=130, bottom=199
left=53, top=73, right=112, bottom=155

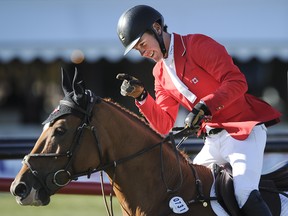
left=54, top=127, right=66, bottom=136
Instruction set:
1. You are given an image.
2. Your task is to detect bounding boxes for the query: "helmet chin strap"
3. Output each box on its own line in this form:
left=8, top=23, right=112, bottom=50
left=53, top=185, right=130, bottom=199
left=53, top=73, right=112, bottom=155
left=151, top=28, right=167, bottom=57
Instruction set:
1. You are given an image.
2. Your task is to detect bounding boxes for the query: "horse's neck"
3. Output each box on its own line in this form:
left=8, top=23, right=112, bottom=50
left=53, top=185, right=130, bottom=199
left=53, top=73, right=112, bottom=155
left=96, top=101, right=214, bottom=213
left=105, top=136, right=165, bottom=213
left=99, top=100, right=162, bottom=158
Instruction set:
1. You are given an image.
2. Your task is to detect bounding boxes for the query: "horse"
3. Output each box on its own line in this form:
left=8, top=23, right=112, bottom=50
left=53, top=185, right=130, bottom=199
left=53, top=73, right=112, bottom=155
left=10, top=68, right=288, bottom=216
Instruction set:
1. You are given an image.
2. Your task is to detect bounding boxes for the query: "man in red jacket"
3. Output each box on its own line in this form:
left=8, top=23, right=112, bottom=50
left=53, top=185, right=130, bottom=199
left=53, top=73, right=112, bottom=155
left=116, top=5, right=281, bottom=215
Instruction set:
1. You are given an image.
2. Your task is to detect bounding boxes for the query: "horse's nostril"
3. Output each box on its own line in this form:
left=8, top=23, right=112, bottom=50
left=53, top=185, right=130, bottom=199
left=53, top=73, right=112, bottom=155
left=14, top=182, right=28, bottom=198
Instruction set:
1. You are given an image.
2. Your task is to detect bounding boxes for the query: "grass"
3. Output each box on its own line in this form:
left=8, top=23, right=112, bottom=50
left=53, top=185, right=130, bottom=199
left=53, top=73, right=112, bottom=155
left=0, top=192, right=122, bottom=216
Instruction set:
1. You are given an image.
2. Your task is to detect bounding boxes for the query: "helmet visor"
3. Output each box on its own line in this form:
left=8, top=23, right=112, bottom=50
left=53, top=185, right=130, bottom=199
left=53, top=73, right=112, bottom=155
left=124, top=36, right=141, bottom=55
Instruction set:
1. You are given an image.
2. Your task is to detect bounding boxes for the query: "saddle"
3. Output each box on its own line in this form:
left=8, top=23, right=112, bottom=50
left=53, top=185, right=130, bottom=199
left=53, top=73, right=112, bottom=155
left=214, top=162, right=288, bottom=216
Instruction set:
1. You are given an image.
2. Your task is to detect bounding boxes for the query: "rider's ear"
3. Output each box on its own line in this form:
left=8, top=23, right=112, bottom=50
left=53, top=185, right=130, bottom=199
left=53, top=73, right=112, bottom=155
left=152, top=22, right=162, bottom=35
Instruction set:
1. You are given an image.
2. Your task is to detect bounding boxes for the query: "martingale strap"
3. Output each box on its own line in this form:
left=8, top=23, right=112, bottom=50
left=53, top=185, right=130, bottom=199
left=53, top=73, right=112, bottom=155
left=160, top=132, right=183, bottom=193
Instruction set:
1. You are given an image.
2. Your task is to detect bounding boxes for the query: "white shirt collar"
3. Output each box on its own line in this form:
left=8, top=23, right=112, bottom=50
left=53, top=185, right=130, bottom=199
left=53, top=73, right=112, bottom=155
left=163, top=34, right=174, bottom=66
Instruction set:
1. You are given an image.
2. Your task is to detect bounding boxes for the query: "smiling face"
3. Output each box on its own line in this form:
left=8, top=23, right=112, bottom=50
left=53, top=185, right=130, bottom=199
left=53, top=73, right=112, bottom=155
left=134, top=32, right=163, bottom=62
left=133, top=23, right=170, bottom=62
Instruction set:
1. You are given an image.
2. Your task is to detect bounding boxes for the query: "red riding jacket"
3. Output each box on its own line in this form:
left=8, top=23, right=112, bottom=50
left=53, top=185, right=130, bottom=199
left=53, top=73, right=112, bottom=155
left=136, top=33, right=281, bottom=140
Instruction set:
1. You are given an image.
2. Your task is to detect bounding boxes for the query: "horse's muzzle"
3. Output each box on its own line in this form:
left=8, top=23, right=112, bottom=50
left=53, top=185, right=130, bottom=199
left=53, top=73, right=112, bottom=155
left=10, top=180, right=50, bottom=206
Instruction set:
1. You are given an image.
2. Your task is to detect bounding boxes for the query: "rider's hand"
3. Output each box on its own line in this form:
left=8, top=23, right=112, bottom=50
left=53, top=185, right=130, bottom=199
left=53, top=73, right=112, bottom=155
left=184, top=101, right=211, bottom=128
left=116, top=73, right=147, bottom=101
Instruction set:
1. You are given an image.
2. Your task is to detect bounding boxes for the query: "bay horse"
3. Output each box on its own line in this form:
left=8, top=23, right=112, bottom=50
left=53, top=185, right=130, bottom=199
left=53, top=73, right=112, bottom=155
left=10, top=68, right=288, bottom=216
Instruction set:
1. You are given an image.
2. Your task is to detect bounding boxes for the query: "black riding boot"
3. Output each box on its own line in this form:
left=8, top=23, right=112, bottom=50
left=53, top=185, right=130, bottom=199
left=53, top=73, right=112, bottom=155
left=240, top=190, right=272, bottom=216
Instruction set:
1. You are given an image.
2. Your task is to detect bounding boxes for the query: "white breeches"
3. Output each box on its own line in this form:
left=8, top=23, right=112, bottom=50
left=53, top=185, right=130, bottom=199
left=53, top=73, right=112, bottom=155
left=193, top=124, right=267, bottom=208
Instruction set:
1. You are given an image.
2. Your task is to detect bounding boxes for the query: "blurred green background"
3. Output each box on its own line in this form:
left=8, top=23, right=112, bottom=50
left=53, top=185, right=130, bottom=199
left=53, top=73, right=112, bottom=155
left=1, top=192, right=122, bottom=216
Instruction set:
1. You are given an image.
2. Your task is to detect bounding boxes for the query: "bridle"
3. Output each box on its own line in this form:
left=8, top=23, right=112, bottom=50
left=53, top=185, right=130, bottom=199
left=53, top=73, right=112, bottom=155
left=23, top=91, right=175, bottom=193
left=23, top=90, right=103, bottom=194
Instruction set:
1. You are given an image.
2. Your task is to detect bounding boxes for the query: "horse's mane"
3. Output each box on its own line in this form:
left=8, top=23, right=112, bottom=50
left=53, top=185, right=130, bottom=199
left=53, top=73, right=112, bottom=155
left=103, top=98, right=191, bottom=162
left=103, top=98, right=163, bottom=139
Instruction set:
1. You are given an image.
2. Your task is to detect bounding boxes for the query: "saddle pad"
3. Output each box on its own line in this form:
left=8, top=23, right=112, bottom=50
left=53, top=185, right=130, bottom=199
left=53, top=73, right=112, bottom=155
left=210, top=180, right=230, bottom=216
left=280, top=193, right=288, bottom=216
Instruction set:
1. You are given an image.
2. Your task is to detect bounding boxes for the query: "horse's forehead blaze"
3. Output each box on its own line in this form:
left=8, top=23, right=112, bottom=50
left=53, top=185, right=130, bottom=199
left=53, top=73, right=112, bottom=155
left=30, top=131, right=49, bottom=154
left=33, top=124, right=60, bottom=153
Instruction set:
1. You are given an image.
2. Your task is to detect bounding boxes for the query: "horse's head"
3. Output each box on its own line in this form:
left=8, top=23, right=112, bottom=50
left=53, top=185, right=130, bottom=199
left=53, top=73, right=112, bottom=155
left=10, top=68, right=102, bottom=206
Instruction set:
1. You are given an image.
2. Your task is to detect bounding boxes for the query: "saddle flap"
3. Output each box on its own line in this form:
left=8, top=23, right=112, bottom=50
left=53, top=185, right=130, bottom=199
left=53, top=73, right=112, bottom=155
left=214, top=164, right=242, bottom=216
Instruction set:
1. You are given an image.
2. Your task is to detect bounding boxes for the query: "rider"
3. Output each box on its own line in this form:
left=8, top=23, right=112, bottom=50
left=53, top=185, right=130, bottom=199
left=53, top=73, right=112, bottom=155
left=116, top=5, right=281, bottom=216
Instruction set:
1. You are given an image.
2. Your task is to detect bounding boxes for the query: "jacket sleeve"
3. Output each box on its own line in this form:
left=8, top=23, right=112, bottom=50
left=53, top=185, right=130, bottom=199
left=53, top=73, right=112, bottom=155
left=136, top=76, right=180, bottom=135
left=190, top=34, right=248, bottom=114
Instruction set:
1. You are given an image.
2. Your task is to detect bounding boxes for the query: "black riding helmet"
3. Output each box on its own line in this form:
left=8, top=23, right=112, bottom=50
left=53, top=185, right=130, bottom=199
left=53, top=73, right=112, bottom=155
left=117, top=5, right=167, bottom=56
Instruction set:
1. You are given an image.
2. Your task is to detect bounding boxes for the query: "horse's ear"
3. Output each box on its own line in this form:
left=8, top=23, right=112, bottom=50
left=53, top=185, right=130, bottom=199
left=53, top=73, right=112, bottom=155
left=72, top=67, right=86, bottom=104
left=61, top=67, right=73, bottom=95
